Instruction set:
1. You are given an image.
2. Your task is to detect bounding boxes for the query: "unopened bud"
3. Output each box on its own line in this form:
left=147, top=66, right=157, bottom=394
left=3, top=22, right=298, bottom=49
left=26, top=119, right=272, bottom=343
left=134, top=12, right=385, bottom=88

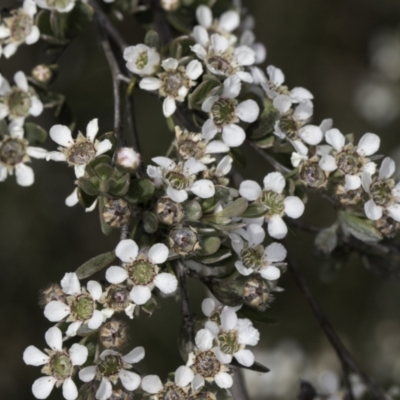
left=243, top=276, right=273, bottom=311
left=32, top=64, right=53, bottom=84
left=169, top=225, right=201, bottom=255
left=161, top=0, right=180, bottom=11
left=156, top=196, right=184, bottom=225
left=39, top=283, right=66, bottom=307
left=100, top=321, right=127, bottom=349
left=116, top=147, right=141, bottom=173
left=299, top=158, right=327, bottom=189
left=102, top=198, right=131, bottom=228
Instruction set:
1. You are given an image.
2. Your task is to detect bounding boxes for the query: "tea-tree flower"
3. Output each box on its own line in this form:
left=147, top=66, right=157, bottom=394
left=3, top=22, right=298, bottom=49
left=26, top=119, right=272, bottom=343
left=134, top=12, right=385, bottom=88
left=105, top=239, right=177, bottom=305
left=141, top=366, right=194, bottom=399
left=147, top=156, right=215, bottom=203
left=46, top=119, right=113, bottom=178
left=0, top=0, right=39, bottom=58
left=79, top=347, right=144, bottom=400
left=239, top=30, right=266, bottom=64
left=187, top=329, right=233, bottom=389
left=139, top=58, right=203, bottom=117
left=0, top=123, right=47, bottom=186
left=201, top=75, right=259, bottom=147
left=319, top=129, right=380, bottom=191
left=23, top=326, right=88, bottom=400
left=230, top=224, right=287, bottom=280
left=33, top=0, right=76, bottom=13
left=123, top=44, right=160, bottom=76
left=239, top=172, right=305, bottom=239
left=202, top=154, right=233, bottom=186
left=204, top=307, right=260, bottom=367
left=191, top=33, right=255, bottom=82
left=362, top=157, right=400, bottom=221
left=43, top=273, right=104, bottom=337
left=0, top=71, right=43, bottom=123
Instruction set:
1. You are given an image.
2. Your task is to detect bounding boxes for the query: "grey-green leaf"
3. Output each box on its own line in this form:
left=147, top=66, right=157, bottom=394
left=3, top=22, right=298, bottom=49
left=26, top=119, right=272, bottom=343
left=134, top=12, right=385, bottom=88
left=339, top=211, right=383, bottom=242
left=76, top=251, right=116, bottom=279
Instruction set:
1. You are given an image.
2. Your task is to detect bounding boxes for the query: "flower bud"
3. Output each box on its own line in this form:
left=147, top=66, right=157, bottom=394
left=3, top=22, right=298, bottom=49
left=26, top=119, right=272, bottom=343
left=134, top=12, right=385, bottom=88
left=39, top=283, right=67, bottom=307
left=116, top=147, right=141, bottom=173
left=156, top=196, right=184, bottom=225
left=299, top=158, right=327, bottom=189
left=100, top=321, right=127, bottom=349
left=32, top=64, right=53, bottom=84
left=161, top=0, right=180, bottom=11
left=243, top=276, right=273, bottom=311
left=102, top=198, right=131, bottom=228
left=169, top=225, right=201, bottom=255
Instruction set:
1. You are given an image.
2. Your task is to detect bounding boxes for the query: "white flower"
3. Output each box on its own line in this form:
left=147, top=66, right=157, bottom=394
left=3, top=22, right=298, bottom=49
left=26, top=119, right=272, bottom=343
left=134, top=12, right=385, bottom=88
left=201, top=154, right=233, bottom=187
left=147, top=156, right=215, bottom=203
left=0, top=71, right=43, bottom=123
left=230, top=224, right=287, bottom=280
left=79, top=347, right=144, bottom=400
left=141, top=366, right=194, bottom=398
left=187, top=328, right=233, bottom=389
left=123, top=44, right=160, bottom=76
left=0, top=0, right=39, bottom=58
left=191, top=33, right=255, bottom=82
left=43, top=273, right=104, bottom=337
left=0, top=123, right=47, bottom=186
left=204, top=307, right=259, bottom=367
left=115, top=147, right=141, bottom=171
left=46, top=119, right=112, bottom=178
left=319, top=129, right=380, bottom=191
left=139, top=58, right=203, bottom=117
left=362, top=157, right=400, bottom=222
left=33, top=0, right=76, bottom=13
left=23, top=326, right=88, bottom=400
left=201, top=75, right=260, bottom=148
left=239, top=172, right=305, bottom=239
left=239, top=30, right=267, bottom=64
left=105, top=239, right=177, bottom=306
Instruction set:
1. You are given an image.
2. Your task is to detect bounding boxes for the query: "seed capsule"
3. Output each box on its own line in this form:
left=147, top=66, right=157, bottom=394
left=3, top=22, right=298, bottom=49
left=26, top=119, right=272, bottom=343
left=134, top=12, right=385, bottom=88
left=100, top=321, right=127, bottom=349
left=102, top=198, right=131, bottom=228
left=40, top=283, right=67, bottom=307
left=243, top=276, right=273, bottom=311
left=169, top=225, right=201, bottom=255
left=156, top=196, right=184, bottom=225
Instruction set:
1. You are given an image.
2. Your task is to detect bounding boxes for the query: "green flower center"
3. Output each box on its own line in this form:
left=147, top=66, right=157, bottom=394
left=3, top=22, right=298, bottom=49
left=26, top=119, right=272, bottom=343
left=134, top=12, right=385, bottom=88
left=66, top=141, right=96, bottom=165
left=336, top=151, right=363, bottom=175
left=194, top=351, right=221, bottom=378
left=240, top=246, right=265, bottom=270
left=9, top=11, right=33, bottom=42
left=128, top=260, right=156, bottom=285
left=71, top=294, right=94, bottom=321
left=278, top=115, right=298, bottom=139
left=51, top=353, right=73, bottom=379
left=257, top=190, right=285, bottom=216
left=299, top=160, right=327, bottom=189
left=370, top=180, right=394, bottom=207
left=46, top=0, right=73, bottom=9
left=165, top=171, right=191, bottom=190
left=136, top=51, right=149, bottom=70
left=0, top=138, right=26, bottom=166
left=161, top=70, right=188, bottom=97
left=211, top=98, right=238, bottom=126
left=98, top=355, right=122, bottom=377
left=158, top=384, right=187, bottom=400
left=217, top=330, right=240, bottom=355
left=169, top=226, right=199, bottom=255
left=7, top=88, right=32, bottom=118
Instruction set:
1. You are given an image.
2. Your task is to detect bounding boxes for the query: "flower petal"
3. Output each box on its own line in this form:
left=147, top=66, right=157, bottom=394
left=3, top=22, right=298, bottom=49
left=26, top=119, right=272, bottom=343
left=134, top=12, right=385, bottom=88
left=264, top=242, right=287, bottom=262
left=233, top=349, right=254, bottom=367
left=105, top=266, right=128, bottom=284
left=325, top=128, right=345, bottom=152
left=259, top=265, right=281, bottom=280
left=201, top=298, right=215, bottom=317
left=15, top=163, right=34, bottom=187
left=299, top=125, right=323, bottom=146
left=23, top=346, right=49, bottom=366
left=79, top=366, right=97, bottom=382
left=96, top=378, right=112, bottom=400
left=88, top=310, right=104, bottom=329
left=122, top=346, right=145, bottom=364
left=87, top=280, right=102, bottom=301
left=379, top=157, right=395, bottom=180
left=14, top=71, right=28, bottom=91
left=139, top=77, right=162, bottom=91
left=235, top=261, right=253, bottom=276
left=222, top=75, right=241, bottom=99
left=364, top=199, right=382, bottom=221
left=163, top=97, right=177, bottom=118
left=236, top=99, right=259, bottom=123
left=344, top=175, right=361, bottom=192
left=222, top=124, right=246, bottom=147
left=284, top=196, right=305, bottom=218
left=167, top=186, right=188, bottom=203
left=61, top=272, right=81, bottom=295
left=130, top=285, right=152, bottom=305
left=247, top=224, right=265, bottom=246
left=32, top=376, right=57, bottom=400
left=357, top=133, right=380, bottom=156
left=148, top=243, right=169, bottom=264
left=119, top=369, right=141, bottom=391
left=142, top=375, right=163, bottom=394
left=221, top=307, right=237, bottom=331
left=319, top=154, right=337, bottom=172
left=267, top=215, right=288, bottom=239
left=263, top=172, right=285, bottom=193
left=69, top=343, right=88, bottom=366
left=215, top=372, right=233, bottom=389
left=190, top=179, right=215, bottom=198
left=154, top=273, right=178, bottom=294
left=239, top=180, right=262, bottom=201
left=44, top=301, right=70, bottom=322
left=387, top=204, right=400, bottom=222
left=186, top=60, right=203, bottom=80
left=50, top=125, right=74, bottom=148
left=27, top=146, right=47, bottom=159
left=202, top=118, right=218, bottom=140
left=86, top=119, right=98, bottom=142
left=45, top=326, right=63, bottom=351
left=195, top=329, right=214, bottom=351
left=116, top=239, right=138, bottom=263
left=175, top=365, right=194, bottom=387
left=214, top=347, right=232, bottom=364
left=96, top=139, right=112, bottom=156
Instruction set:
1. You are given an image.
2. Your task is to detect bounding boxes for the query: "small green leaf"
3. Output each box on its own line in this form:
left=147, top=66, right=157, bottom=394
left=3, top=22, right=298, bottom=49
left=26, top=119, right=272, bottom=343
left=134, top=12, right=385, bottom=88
left=99, top=196, right=114, bottom=235
left=217, top=198, right=248, bottom=219
left=197, top=236, right=221, bottom=256
left=24, top=123, right=47, bottom=145
left=241, top=203, right=267, bottom=218
left=314, top=222, right=338, bottom=255
left=75, top=250, right=116, bottom=279
left=184, top=200, right=202, bottom=221
left=197, top=249, right=232, bottom=264
left=143, top=211, right=158, bottom=234
left=339, top=212, right=383, bottom=242
left=169, top=35, right=196, bottom=58
left=124, top=179, right=155, bottom=204
left=237, top=305, right=279, bottom=325
left=36, top=10, right=52, bottom=36
left=50, top=10, right=68, bottom=40
left=249, top=98, right=279, bottom=140
left=144, top=30, right=160, bottom=49
left=188, top=79, right=220, bottom=109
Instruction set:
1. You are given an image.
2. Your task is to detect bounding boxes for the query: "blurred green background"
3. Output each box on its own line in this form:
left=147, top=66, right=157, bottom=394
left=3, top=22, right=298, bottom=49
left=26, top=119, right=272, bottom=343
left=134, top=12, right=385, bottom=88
left=1, top=0, right=400, bottom=399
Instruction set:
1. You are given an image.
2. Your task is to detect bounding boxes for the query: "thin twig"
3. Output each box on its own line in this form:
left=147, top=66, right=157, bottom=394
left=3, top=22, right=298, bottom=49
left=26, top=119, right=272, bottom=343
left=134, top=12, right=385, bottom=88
left=287, top=255, right=386, bottom=400
left=247, top=141, right=291, bottom=174
left=230, top=368, right=250, bottom=400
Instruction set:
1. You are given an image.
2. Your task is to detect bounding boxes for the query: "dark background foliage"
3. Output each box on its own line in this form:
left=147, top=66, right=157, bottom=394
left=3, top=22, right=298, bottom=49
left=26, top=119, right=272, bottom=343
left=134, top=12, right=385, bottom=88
left=1, top=0, right=400, bottom=398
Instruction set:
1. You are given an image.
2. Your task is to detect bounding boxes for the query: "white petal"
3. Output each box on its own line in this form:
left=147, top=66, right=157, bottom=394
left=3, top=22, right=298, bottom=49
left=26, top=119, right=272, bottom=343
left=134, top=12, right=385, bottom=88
left=96, top=139, right=112, bottom=156
left=236, top=71, right=254, bottom=83
left=130, top=285, right=152, bottom=305
left=291, top=139, right=309, bottom=155
left=86, top=119, right=99, bottom=142
left=219, top=10, right=240, bottom=32
left=74, top=165, right=85, bottom=178
left=234, top=349, right=254, bottom=367
left=379, top=157, right=395, bottom=180
left=247, top=224, right=265, bottom=246
left=216, top=155, right=233, bottom=176
left=26, top=26, right=40, bottom=45
left=23, top=346, right=49, bottom=366
left=162, top=58, right=179, bottom=71
left=206, top=140, right=229, bottom=154
left=363, top=162, right=377, bottom=175
left=268, top=215, right=288, bottom=239
left=387, top=204, right=400, bottom=222
left=175, top=365, right=194, bottom=387
left=222, top=124, right=246, bottom=147
left=88, top=310, right=103, bottom=329
left=29, top=96, right=43, bottom=116
left=119, top=369, right=141, bottom=391
left=320, top=118, right=333, bottom=133
left=364, top=199, right=382, bottom=221
left=61, top=272, right=81, bottom=295
left=290, top=87, right=313, bottom=102
left=234, top=46, right=255, bottom=66
left=50, top=125, right=74, bottom=147
left=263, top=172, right=285, bottom=193
left=284, top=196, right=305, bottom=218
left=357, top=133, right=380, bottom=156
left=0, top=26, right=10, bottom=39
left=205, top=321, right=219, bottom=337
left=202, top=119, right=219, bottom=140
left=167, top=186, right=188, bottom=203
left=259, top=265, right=281, bottom=280
left=153, top=272, right=177, bottom=294
left=27, top=146, right=47, bottom=159
left=69, top=343, right=88, bottom=366
left=192, top=374, right=205, bottom=391
left=45, top=326, right=63, bottom=351
left=96, top=378, right=112, bottom=400
left=221, top=307, right=237, bottom=331
left=184, top=157, right=207, bottom=175
left=195, top=329, right=214, bottom=351
left=202, top=95, right=219, bottom=112
left=319, top=155, right=337, bottom=172
left=191, top=44, right=207, bottom=60
left=44, top=301, right=70, bottom=322
left=66, top=321, right=82, bottom=337
left=79, top=366, right=97, bottom=382
left=14, top=71, right=28, bottom=91
left=163, top=97, right=177, bottom=118
left=201, top=298, right=215, bottom=317
left=222, top=75, right=241, bottom=99
left=105, top=266, right=128, bottom=284
left=273, top=94, right=292, bottom=114
left=142, top=375, right=163, bottom=394
left=122, top=346, right=145, bottom=364
left=361, top=172, right=372, bottom=193
left=235, top=261, right=253, bottom=276
left=264, top=242, right=287, bottom=262
left=293, top=102, right=313, bottom=120
left=193, top=26, right=209, bottom=48
left=186, top=60, right=203, bottom=80
left=148, top=243, right=169, bottom=264
left=214, top=347, right=232, bottom=364
left=267, top=65, right=285, bottom=87
left=325, top=129, right=345, bottom=152
left=299, top=125, right=323, bottom=146
left=190, top=179, right=215, bottom=198
left=152, top=156, right=176, bottom=170
left=210, top=34, right=229, bottom=53
left=239, top=180, right=262, bottom=201
left=236, top=99, right=259, bottom=123
left=32, top=376, right=57, bottom=400
left=344, top=175, right=361, bottom=192
left=139, top=77, right=162, bottom=91
left=3, top=44, right=18, bottom=59
left=196, top=5, right=212, bottom=27
left=87, top=280, right=102, bottom=301
left=116, top=239, right=138, bottom=263
left=15, top=163, right=34, bottom=186
left=215, top=372, right=233, bottom=389
left=46, top=151, right=67, bottom=161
